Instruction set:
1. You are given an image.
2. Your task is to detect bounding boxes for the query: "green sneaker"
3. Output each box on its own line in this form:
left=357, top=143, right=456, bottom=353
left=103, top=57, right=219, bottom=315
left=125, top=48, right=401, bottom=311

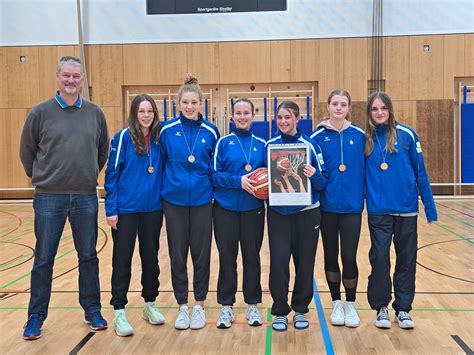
left=113, top=313, right=134, bottom=337
left=143, top=303, right=165, bottom=325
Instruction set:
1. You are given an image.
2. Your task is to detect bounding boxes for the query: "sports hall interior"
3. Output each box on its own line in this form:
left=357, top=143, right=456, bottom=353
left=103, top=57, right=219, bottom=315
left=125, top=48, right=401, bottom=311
left=0, top=0, right=473, bottom=354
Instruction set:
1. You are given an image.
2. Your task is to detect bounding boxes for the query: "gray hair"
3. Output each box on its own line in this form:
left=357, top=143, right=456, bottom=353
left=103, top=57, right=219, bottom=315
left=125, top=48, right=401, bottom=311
left=57, top=56, right=84, bottom=74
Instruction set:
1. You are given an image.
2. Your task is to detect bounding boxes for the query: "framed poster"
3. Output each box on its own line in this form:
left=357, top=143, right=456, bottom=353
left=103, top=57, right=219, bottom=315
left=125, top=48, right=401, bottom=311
left=267, top=143, right=311, bottom=206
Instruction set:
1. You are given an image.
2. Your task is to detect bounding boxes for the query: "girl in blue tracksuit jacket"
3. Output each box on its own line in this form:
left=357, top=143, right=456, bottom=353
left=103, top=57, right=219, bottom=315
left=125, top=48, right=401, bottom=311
left=365, top=91, right=437, bottom=330
left=265, top=101, right=327, bottom=332
left=212, top=98, right=266, bottom=329
left=159, top=75, right=219, bottom=330
left=105, top=94, right=165, bottom=336
left=311, top=89, right=364, bottom=328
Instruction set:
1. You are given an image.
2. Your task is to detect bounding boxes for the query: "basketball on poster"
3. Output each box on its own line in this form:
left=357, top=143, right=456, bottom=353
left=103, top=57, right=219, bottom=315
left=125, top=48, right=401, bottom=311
left=267, top=144, right=312, bottom=206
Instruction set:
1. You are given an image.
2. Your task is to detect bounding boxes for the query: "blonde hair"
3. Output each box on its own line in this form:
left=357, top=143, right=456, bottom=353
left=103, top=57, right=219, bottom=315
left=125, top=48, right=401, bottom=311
left=177, top=74, right=203, bottom=102
left=364, top=91, right=398, bottom=156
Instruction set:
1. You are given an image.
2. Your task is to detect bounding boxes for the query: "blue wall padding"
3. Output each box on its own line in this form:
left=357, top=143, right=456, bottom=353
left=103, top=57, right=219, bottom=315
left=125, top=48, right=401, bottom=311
left=461, top=103, right=474, bottom=183
left=229, top=121, right=270, bottom=141
left=271, top=119, right=313, bottom=137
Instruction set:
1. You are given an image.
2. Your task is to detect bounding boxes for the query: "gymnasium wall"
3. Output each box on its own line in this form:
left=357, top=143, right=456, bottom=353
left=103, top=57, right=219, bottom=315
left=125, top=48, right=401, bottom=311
left=1, top=33, right=473, bottom=197
left=1, top=0, right=473, bottom=46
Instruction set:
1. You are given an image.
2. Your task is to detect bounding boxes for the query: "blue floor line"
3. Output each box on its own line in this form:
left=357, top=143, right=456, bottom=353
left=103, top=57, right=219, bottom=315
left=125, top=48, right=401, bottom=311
left=313, top=278, right=335, bottom=355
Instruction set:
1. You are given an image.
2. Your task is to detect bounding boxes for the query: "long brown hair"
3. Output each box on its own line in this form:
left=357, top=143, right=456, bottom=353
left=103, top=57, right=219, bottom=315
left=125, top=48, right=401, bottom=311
left=364, top=91, right=398, bottom=156
left=324, top=89, right=352, bottom=121
left=128, top=94, right=161, bottom=155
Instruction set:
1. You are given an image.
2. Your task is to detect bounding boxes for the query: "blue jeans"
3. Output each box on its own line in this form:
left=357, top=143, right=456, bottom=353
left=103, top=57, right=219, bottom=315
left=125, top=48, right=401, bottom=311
left=29, top=193, right=102, bottom=319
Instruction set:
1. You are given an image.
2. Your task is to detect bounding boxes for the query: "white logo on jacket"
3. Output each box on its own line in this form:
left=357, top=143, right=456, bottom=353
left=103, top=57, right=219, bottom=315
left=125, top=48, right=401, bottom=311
left=202, top=138, right=206, bottom=143
left=350, top=140, right=354, bottom=145
left=175, top=132, right=182, bottom=137
left=324, top=136, right=330, bottom=142
left=317, top=153, right=325, bottom=165
left=229, top=140, right=235, bottom=145
left=416, top=141, right=422, bottom=153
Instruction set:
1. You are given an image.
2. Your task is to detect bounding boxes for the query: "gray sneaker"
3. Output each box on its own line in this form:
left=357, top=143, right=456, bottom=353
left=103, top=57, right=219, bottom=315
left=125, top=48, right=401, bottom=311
left=216, top=306, right=234, bottom=329
left=343, top=301, right=360, bottom=328
left=246, top=304, right=263, bottom=326
left=175, top=305, right=190, bottom=330
left=190, top=305, right=206, bottom=330
left=330, top=300, right=345, bottom=326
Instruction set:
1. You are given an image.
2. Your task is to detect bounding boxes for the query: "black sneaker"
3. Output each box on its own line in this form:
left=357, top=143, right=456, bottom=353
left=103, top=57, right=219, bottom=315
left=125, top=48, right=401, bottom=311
left=396, top=311, right=415, bottom=329
left=374, top=307, right=391, bottom=329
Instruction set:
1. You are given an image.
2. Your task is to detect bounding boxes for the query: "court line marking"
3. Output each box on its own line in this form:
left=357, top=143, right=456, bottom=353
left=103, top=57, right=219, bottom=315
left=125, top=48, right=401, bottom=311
left=417, top=239, right=474, bottom=283
left=433, top=223, right=474, bottom=245
left=0, top=223, right=108, bottom=290
left=69, top=331, right=95, bottom=355
left=312, top=278, right=335, bottom=355
left=265, top=308, right=272, bottom=355
left=451, top=335, right=474, bottom=355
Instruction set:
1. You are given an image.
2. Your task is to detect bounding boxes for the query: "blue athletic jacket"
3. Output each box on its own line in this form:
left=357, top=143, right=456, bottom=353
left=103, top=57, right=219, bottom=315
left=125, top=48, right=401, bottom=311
left=105, top=128, right=163, bottom=216
left=365, top=123, right=437, bottom=222
left=311, top=122, right=365, bottom=213
left=212, top=128, right=266, bottom=211
left=265, top=130, right=328, bottom=215
left=160, top=114, right=219, bottom=207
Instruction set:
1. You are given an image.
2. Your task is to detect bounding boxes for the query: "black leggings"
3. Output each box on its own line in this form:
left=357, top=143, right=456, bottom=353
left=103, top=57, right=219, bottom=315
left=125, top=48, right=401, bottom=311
left=320, top=212, right=361, bottom=302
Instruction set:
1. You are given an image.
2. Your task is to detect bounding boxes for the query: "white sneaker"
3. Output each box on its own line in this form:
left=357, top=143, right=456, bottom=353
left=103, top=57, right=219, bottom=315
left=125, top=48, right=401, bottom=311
left=175, top=305, right=190, bottom=330
left=374, top=306, right=391, bottom=329
left=143, top=302, right=165, bottom=325
left=330, top=300, right=345, bottom=326
left=246, top=304, right=263, bottom=326
left=190, top=305, right=206, bottom=330
left=113, top=312, right=134, bottom=337
left=216, top=306, right=234, bottom=329
left=343, top=301, right=360, bottom=328
left=396, top=311, right=415, bottom=329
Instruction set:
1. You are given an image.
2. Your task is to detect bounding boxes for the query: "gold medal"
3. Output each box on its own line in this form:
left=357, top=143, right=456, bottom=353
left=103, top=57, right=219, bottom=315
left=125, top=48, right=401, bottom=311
left=148, top=166, right=154, bottom=174
left=338, top=164, right=346, bottom=172
left=245, top=164, right=252, bottom=172
left=380, top=162, right=388, bottom=170
left=188, top=155, right=195, bottom=163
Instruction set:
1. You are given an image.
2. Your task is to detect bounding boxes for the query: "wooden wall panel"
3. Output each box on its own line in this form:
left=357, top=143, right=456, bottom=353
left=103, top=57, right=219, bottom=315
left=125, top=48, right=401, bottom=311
left=88, top=45, right=123, bottom=106
left=102, top=106, right=126, bottom=139
left=270, top=40, right=291, bottom=82
left=409, top=36, right=444, bottom=100
left=348, top=101, right=366, bottom=129
left=37, top=46, right=80, bottom=102
left=186, top=43, right=219, bottom=84
left=385, top=36, right=410, bottom=100
left=123, top=44, right=187, bottom=85
left=392, top=100, right=417, bottom=129
left=316, top=101, right=366, bottom=129
left=6, top=47, right=40, bottom=108
left=343, top=38, right=368, bottom=101
left=99, top=106, right=124, bottom=187
left=443, top=35, right=465, bottom=99
left=0, top=48, right=8, bottom=108
left=290, top=39, right=320, bottom=82
left=318, top=39, right=344, bottom=101
left=0, top=109, right=31, bottom=188
left=464, top=34, right=474, bottom=76
left=416, top=100, right=453, bottom=185
left=218, top=41, right=271, bottom=83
